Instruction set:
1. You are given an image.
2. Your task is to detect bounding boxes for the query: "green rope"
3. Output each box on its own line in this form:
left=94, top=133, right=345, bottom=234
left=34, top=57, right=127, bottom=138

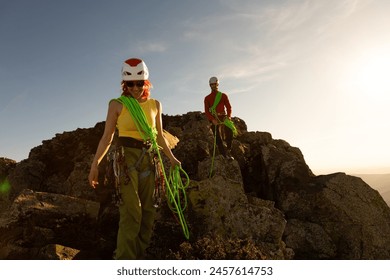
left=223, top=118, right=238, bottom=137
left=209, top=91, right=222, bottom=117
left=117, top=96, right=190, bottom=239
left=116, top=96, right=157, bottom=143
left=156, top=151, right=190, bottom=240
left=209, top=125, right=217, bottom=178
left=168, top=165, right=190, bottom=239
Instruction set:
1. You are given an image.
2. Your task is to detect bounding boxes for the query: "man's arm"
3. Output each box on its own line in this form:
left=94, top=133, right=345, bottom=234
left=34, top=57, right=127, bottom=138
left=224, top=93, right=232, bottom=118
left=204, top=95, right=215, bottom=121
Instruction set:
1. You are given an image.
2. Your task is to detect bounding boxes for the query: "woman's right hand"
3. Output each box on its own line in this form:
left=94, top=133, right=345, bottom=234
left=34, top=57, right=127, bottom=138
left=88, top=99, right=120, bottom=189
left=88, top=165, right=99, bottom=189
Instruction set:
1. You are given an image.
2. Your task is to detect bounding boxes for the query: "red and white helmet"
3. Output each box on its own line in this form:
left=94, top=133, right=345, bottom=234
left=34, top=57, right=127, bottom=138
left=121, top=58, right=149, bottom=81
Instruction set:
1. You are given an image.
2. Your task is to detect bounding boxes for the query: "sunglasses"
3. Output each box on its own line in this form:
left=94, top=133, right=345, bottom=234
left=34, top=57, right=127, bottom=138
left=125, top=81, right=145, bottom=88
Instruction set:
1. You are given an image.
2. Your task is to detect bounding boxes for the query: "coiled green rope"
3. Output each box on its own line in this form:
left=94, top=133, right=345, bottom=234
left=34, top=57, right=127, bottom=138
left=116, top=96, right=157, bottom=143
left=117, top=96, right=190, bottom=239
left=223, top=118, right=238, bottom=137
left=168, top=165, right=190, bottom=238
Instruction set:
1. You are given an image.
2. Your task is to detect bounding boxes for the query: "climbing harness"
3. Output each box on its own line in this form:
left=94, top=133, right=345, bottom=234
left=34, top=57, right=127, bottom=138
left=116, top=95, right=190, bottom=239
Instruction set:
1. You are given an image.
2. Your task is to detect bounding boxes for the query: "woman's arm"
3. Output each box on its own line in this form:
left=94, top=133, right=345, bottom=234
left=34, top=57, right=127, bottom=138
left=155, top=100, right=181, bottom=167
left=88, top=100, right=122, bottom=188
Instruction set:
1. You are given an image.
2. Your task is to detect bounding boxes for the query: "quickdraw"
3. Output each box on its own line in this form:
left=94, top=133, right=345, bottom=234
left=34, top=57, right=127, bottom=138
left=104, top=146, right=125, bottom=206
left=152, top=153, right=165, bottom=208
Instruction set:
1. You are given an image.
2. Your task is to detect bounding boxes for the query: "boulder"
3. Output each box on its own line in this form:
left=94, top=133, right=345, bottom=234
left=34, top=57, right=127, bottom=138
left=0, top=189, right=101, bottom=259
left=2, top=111, right=389, bottom=260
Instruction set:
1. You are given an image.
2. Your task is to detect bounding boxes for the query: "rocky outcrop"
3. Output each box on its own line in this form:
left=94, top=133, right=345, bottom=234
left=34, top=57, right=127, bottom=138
left=282, top=173, right=390, bottom=259
left=1, top=111, right=389, bottom=259
left=0, top=157, right=16, bottom=180
left=0, top=189, right=102, bottom=259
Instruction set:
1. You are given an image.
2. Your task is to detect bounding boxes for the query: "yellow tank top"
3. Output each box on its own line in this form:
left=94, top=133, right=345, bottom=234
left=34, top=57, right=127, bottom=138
left=116, top=98, right=158, bottom=140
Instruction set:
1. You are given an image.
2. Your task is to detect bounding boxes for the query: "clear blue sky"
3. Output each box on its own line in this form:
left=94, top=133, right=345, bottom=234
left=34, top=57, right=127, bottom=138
left=1, top=0, right=389, bottom=175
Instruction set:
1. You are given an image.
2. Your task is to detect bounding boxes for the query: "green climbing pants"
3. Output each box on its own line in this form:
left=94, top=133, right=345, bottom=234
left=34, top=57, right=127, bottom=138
left=115, top=147, right=156, bottom=260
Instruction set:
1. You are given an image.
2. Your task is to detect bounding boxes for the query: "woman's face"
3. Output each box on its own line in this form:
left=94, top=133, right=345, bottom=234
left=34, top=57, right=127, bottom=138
left=124, top=80, right=145, bottom=100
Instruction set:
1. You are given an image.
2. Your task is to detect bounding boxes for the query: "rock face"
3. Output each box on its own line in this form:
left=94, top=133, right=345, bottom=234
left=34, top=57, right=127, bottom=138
left=282, top=173, right=390, bottom=259
left=0, top=189, right=100, bottom=259
left=1, top=111, right=389, bottom=259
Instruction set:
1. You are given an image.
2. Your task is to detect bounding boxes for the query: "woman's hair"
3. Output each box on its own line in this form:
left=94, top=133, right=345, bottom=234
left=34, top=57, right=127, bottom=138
left=121, top=80, right=153, bottom=99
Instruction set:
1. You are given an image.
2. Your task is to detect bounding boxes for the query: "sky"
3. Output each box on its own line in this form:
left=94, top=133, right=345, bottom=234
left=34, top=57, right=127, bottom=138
left=1, top=0, right=389, bottom=175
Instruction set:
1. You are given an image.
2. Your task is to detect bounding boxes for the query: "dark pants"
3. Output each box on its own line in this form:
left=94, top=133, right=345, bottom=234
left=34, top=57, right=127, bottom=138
left=212, top=124, right=233, bottom=156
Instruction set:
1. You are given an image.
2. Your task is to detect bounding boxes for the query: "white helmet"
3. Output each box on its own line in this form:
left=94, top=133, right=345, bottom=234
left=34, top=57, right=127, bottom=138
left=209, top=76, right=219, bottom=84
left=122, top=58, right=149, bottom=81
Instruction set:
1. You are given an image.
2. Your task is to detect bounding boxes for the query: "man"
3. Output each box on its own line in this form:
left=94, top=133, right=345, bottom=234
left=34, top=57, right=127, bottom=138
left=204, top=76, right=234, bottom=160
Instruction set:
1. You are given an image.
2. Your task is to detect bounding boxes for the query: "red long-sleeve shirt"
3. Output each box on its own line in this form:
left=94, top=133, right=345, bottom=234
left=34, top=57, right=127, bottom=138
left=204, top=91, right=232, bottom=122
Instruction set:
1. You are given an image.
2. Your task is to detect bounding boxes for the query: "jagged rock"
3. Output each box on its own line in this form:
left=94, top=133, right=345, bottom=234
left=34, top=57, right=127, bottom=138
left=7, top=123, right=104, bottom=202
left=0, top=157, right=16, bottom=180
left=148, top=173, right=291, bottom=260
left=7, top=160, right=46, bottom=200
left=284, top=219, right=336, bottom=259
left=188, top=174, right=286, bottom=244
left=282, top=173, right=390, bottom=259
left=0, top=189, right=100, bottom=259
left=167, top=235, right=293, bottom=260
left=3, top=243, right=80, bottom=260
left=36, top=244, right=80, bottom=260
left=2, top=111, right=390, bottom=260
left=197, top=155, right=243, bottom=182
left=183, top=156, right=289, bottom=259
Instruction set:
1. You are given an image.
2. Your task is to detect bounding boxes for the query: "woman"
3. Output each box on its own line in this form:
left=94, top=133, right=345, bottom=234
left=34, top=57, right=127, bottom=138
left=88, top=58, right=181, bottom=259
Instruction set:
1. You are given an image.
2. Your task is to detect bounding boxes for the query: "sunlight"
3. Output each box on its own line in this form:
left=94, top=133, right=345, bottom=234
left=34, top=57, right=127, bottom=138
left=356, top=54, right=390, bottom=94
left=347, top=49, right=390, bottom=97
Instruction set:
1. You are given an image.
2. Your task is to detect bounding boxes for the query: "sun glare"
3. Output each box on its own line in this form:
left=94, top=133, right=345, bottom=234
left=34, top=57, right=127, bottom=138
left=357, top=55, right=390, bottom=93
left=346, top=49, right=390, bottom=98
